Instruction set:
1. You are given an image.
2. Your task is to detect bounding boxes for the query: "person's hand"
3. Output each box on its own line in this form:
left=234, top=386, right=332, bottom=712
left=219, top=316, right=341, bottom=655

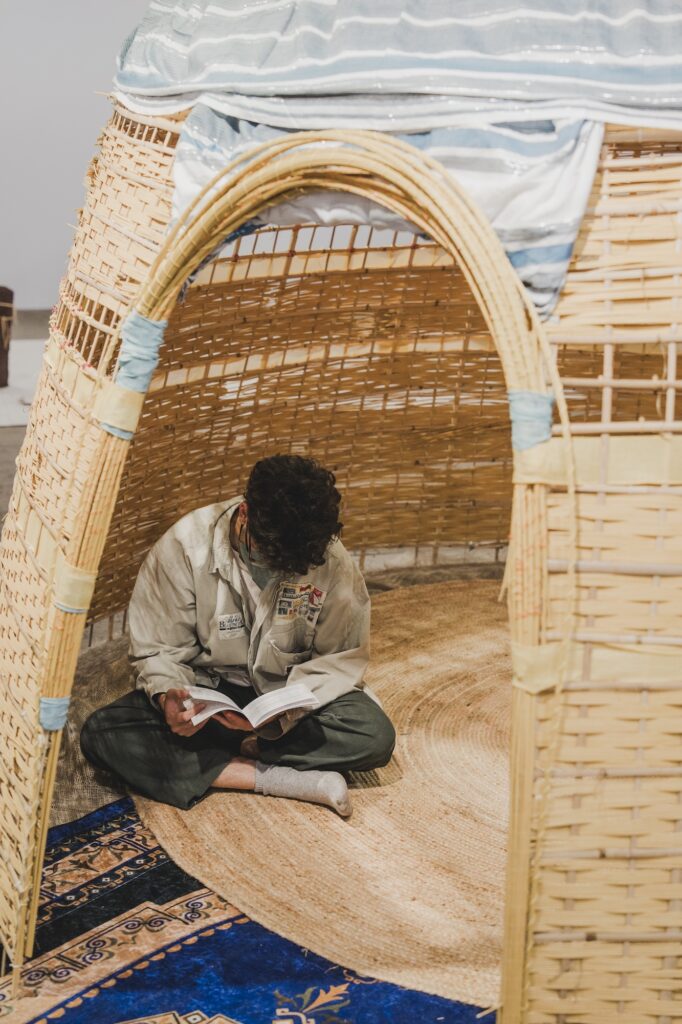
left=213, top=710, right=252, bottom=731
left=159, top=688, right=207, bottom=737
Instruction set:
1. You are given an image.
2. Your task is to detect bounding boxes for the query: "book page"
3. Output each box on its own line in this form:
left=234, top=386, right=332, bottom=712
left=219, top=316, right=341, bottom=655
left=245, top=683, right=320, bottom=729
left=184, top=686, right=244, bottom=726
left=184, top=683, right=319, bottom=729
left=185, top=685, right=242, bottom=711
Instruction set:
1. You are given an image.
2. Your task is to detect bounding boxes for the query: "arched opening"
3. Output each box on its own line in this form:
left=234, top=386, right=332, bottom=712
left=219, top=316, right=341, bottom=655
left=91, top=223, right=513, bottom=629
left=87, top=222, right=518, bottom=1007
left=84, top=130, right=569, bottom=1010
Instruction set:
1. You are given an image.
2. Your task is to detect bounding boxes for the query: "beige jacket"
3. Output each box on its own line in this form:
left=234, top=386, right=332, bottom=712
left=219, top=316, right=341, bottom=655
left=127, top=497, right=370, bottom=735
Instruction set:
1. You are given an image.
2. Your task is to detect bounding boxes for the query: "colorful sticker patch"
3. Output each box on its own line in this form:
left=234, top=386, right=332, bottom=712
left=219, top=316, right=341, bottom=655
left=218, top=612, right=246, bottom=637
left=275, top=583, right=326, bottom=627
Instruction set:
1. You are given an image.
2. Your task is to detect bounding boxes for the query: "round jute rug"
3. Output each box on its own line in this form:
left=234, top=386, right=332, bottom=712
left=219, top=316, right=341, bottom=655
left=135, top=578, right=511, bottom=1006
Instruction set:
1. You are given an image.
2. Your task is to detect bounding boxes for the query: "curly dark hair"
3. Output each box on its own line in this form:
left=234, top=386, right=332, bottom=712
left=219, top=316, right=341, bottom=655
left=244, top=455, right=343, bottom=576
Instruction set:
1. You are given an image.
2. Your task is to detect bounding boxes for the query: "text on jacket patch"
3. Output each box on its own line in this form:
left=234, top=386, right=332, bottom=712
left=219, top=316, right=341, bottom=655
left=218, top=612, right=246, bottom=636
left=276, top=583, right=327, bottom=626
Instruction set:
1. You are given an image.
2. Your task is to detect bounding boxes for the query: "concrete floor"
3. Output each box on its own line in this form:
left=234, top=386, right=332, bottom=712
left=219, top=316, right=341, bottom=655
left=1, top=313, right=49, bottom=505
left=0, top=426, right=24, bottom=518
left=12, top=310, right=50, bottom=340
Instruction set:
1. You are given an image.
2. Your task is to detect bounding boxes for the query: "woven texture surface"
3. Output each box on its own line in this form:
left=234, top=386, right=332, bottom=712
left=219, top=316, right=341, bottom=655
left=135, top=579, right=510, bottom=1007
left=50, top=638, right=130, bottom=827
left=0, top=101, right=680, bottom=1023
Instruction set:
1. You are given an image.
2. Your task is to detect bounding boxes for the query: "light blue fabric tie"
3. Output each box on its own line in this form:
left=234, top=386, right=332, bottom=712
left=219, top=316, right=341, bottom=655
left=54, top=601, right=90, bottom=614
left=508, top=390, right=554, bottom=451
left=40, top=696, right=70, bottom=731
left=102, top=311, right=168, bottom=440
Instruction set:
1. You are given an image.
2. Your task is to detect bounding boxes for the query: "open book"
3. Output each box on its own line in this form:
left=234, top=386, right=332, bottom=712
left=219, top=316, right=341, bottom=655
left=183, top=683, right=320, bottom=729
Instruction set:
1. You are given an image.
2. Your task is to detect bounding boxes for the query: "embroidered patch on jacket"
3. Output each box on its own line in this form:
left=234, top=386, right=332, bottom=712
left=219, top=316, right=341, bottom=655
left=275, top=583, right=327, bottom=626
left=218, top=612, right=246, bottom=637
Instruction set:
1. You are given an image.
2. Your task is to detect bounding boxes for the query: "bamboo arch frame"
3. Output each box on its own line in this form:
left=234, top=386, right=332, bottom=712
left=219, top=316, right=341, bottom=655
left=19, top=131, right=578, bottom=1020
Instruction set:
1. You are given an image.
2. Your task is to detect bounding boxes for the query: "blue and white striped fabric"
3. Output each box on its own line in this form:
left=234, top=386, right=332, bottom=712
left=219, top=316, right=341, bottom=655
left=113, top=1, right=682, bottom=315
left=115, top=1, right=682, bottom=128
left=174, top=105, right=603, bottom=316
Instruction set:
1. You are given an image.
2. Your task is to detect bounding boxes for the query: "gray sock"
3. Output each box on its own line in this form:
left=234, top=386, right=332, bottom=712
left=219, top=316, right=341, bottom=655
left=254, top=763, right=352, bottom=818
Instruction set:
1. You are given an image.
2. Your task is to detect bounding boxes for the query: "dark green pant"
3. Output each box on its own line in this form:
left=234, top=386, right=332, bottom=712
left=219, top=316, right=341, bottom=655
left=80, top=684, right=395, bottom=810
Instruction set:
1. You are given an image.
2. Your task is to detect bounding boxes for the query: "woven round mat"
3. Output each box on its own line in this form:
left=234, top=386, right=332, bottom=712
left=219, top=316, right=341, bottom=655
left=135, top=578, right=511, bottom=1006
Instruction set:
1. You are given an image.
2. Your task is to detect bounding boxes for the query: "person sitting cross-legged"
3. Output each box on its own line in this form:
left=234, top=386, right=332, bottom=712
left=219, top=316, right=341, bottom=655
left=80, top=454, right=396, bottom=818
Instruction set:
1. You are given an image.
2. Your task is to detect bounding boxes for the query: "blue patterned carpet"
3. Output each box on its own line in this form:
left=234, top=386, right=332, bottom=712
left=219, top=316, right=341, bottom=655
left=0, top=799, right=484, bottom=1024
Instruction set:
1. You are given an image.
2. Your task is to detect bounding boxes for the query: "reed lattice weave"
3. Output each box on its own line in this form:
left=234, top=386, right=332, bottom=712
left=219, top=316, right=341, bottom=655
left=0, top=105, right=679, bottom=1024
left=513, top=126, right=682, bottom=1024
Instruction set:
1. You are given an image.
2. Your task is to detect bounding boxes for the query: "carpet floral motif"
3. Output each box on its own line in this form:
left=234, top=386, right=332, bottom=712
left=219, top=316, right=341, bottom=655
left=0, top=799, right=480, bottom=1024
left=119, top=1015, right=242, bottom=1023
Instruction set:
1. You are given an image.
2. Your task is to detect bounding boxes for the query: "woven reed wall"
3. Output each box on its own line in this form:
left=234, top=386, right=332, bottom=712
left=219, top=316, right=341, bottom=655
left=90, top=244, right=515, bottom=627
left=0, top=107, right=181, bottom=965
left=0, top=102, right=679, bottom=1024
left=508, top=125, right=682, bottom=1024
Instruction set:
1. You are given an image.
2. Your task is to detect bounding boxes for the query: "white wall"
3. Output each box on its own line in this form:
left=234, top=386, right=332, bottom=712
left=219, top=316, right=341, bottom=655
left=0, top=1, right=150, bottom=309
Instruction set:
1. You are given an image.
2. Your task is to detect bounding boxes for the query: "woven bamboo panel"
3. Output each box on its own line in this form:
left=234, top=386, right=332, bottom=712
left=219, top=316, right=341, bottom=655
left=523, top=676, right=682, bottom=1024
left=65, top=114, right=679, bottom=630
left=0, top=345, right=86, bottom=958
left=0, top=108, right=179, bottom=968
left=546, top=491, right=682, bottom=639
left=551, top=127, right=682, bottom=347
left=0, top=499, right=44, bottom=957
left=549, top=126, right=682, bottom=433
left=54, top=107, right=179, bottom=371
left=515, top=125, right=682, bottom=1024
left=519, top=473, right=682, bottom=1022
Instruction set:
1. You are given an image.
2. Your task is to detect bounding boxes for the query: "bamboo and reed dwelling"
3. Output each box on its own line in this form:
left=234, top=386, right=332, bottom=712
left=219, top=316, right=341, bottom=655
left=2, top=16, right=682, bottom=1024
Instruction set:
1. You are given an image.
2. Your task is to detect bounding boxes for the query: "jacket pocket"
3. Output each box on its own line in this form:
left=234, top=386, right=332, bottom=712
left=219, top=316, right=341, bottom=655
left=266, top=626, right=313, bottom=675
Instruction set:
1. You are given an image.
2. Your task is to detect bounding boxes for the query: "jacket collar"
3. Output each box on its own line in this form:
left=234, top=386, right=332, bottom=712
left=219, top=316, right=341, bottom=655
left=209, top=496, right=243, bottom=579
